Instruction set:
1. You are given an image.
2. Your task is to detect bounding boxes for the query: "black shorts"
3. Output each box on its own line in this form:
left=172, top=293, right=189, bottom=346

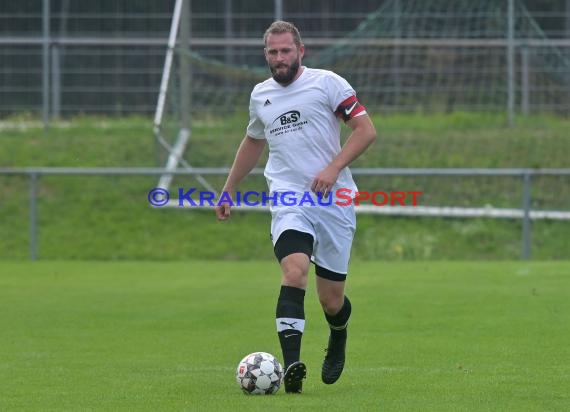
left=273, top=229, right=347, bottom=282
left=273, top=229, right=313, bottom=262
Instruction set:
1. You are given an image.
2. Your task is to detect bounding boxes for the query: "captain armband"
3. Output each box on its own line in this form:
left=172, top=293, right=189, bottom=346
left=335, top=95, right=366, bottom=122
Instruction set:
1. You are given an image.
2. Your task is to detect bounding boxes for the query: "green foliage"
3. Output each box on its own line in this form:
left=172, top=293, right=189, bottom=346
left=0, top=113, right=569, bottom=261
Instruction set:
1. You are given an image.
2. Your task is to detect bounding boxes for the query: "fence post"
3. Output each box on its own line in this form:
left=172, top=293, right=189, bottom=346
left=30, top=172, right=39, bottom=261
left=521, top=171, right=532, bottom=260
left=51, top=43, right=61, bottom=119
left=274, top=0, right=283, bottom=20
left=521, top=45, right=529, bottom=116
left=42, top=0, right=50, bottom=131
left=507, top=0, right=515, bottom=127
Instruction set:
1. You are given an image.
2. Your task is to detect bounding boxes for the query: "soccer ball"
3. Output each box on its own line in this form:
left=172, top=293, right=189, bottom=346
left=236, top=352, right=283, bottom=395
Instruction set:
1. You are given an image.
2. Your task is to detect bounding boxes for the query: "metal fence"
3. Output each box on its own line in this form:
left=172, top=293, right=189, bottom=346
left=1, top=0, right=569, bottom=122
left=1, top=167, right=569, bottom=261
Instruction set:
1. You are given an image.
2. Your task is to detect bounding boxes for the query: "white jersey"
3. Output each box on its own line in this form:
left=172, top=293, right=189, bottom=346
left=247, top=67, right=363, bottom=197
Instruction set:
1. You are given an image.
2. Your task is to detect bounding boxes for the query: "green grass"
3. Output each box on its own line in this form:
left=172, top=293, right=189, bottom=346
left=2, top=112, right=570, bottom=169
left=1, top=112, right=569, bottom=260
left=0, top=260, right=568, bottom=411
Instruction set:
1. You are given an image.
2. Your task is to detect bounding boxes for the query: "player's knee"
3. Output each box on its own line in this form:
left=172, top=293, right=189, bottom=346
left=282, top=266, right=308, bottom=287
left=319, top=293, right=344, bottom=315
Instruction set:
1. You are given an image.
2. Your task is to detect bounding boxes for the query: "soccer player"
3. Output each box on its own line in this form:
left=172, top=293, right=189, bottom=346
left=215, top=21, right=376, bottom=393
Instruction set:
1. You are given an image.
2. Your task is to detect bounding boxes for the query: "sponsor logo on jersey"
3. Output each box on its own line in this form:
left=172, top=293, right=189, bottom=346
left=269, top=110, right=308, bottom=136
left=273, top=110, right=300, bottom=126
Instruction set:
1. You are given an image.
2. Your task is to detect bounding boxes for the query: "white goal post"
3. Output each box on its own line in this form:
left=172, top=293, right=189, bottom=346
left=153, top=0, right=217, bottom=195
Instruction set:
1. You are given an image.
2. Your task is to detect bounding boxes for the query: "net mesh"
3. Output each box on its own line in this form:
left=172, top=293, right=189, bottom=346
left=159, top=0, right=569, bottom=140
left=154, top=0, right=570, bottom=220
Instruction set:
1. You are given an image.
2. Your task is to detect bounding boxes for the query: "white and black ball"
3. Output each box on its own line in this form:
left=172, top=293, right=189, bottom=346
left=235, top=352, right=283, bottom=395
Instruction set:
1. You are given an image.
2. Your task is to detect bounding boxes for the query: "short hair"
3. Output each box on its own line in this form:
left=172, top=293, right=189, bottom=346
left=263, top=21, right=303, bottom=48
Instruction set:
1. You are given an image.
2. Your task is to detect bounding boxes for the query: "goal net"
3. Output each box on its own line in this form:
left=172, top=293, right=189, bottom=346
left=153, top=0, right=569, bottom=219
left=308, top=0, right=570, bottom=113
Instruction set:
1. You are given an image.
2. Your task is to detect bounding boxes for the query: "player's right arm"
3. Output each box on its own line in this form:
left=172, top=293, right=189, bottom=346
left=215, top=135, right=266, bottom=220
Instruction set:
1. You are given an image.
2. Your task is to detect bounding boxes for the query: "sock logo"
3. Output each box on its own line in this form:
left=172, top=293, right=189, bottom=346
left=280, top=320, right=298, bottom=329
left=276, top=317, right=305, bottom=333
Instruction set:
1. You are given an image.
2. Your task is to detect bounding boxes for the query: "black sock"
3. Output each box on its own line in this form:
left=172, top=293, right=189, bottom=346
left=324, top=295, right=351, bottom=339
left=276, top=285, right=305, bottom=369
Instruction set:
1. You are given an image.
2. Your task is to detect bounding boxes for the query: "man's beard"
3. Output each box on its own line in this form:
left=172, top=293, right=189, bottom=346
left=270, top=60, right=300, bottom=85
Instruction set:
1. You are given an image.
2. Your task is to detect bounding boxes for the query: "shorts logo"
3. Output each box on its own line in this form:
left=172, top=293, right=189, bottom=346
left=273, top=110, right=300, bottom=125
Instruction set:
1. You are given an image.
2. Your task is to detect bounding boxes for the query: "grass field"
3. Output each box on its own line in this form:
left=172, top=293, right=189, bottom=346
left=1, top=260, right=568, bottom=411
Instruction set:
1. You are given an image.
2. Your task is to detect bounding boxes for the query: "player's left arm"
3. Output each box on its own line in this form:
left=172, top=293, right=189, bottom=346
left=311, top=99, right=377, bottom=196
